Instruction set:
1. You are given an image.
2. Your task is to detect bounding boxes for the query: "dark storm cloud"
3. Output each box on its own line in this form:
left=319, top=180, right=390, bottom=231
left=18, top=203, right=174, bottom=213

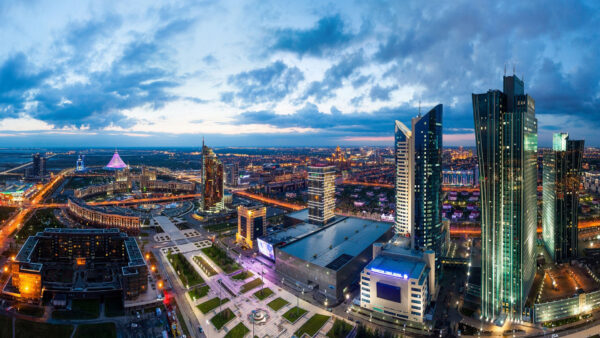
left=270, top=14, right=357, bottom=57
left=303, top=51, right=365, bottom=102
left=224, top=61, right=304, bottom=106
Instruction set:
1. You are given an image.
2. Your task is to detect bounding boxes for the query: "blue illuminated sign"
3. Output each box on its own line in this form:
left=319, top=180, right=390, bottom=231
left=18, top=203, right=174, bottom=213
left=372, top=268, right=408, bottom=280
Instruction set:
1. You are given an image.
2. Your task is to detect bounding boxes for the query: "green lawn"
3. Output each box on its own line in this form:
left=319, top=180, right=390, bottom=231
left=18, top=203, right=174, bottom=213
left=168, top=253, right=204, bottom=287
left=201, top=246, right=241, bottom=274
left=253, top=287, right=274, bottom=300
left=240, top=278, right=263, bottom=293
left=326, top=319, right=353, bottom=338
left=231, top=270, right=254, bottom=280
left=267, top=297, right=289, bottom=311
left=295, top=314, right=330, bottom=337
left=73, top=323, right=116, bottom=338
left=17, top=208, right=63, bottom=243
left=16, top=305, right=45, bottom=317
left=193, top=255, right=217, bottom=277
left=52, top=299, right=100, bottom=320
left=188, top=285, right=210, bottom=300
left=282, top=306, right=308, bottom=324
left=0, top=314, right=12, bottom=338
left=197, top=297, right=229, bottom=314
left=224, top=322, right=250, bottom=338
left=15, top=319, right=73, bottom=338
left=210, top=308, right=235, bottom=330
left=104, top=297, right=124, bottom=317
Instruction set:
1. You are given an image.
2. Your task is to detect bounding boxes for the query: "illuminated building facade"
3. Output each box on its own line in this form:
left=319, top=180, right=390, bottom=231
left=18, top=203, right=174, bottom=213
left=307, top=165, right=335, bottom=225
left=543, top=133, right=584, bottom=262
left=394, top=121, right=413, bottom=236
left=226, top=163, right=239, bottom=187
left=236, top=205, right=267, bottom=249
left=200, top=142, right=224, bottom=212
left=68, top=198, right=141, bottom=233
left=394, top=105, right=443, bottom=289
left=473, top=75, right=538, bottom=323
left=360, top=243, right=435, bottom=323
left=6, top=228, right=147, bottom=301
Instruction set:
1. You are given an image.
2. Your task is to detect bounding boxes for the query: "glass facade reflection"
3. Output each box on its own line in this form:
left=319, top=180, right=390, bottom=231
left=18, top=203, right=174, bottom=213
left=473, top=75, right=538, bottom=322
left=201, top=142, right=224, bottom=212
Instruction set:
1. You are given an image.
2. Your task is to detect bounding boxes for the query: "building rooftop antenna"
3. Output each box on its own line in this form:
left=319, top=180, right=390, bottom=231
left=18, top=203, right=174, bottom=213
left=418, top=99, right=422, bottom=118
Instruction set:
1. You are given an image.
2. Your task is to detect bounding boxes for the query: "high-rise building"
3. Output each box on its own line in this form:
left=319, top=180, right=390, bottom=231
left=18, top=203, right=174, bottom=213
left=236, top=205, right=267, bottom=249
left=200, top=141, right=224, bottom=212
left=226, top=163, right=239, bottom=187
left=394, top=121, right=413, bottom=236
left=307, top=165, right=335, bottom=225
left=76, top=155, right=85, bottom=172
left=394, top=105, right=443, bottom=288
left=473, top=75, right=538, bottom=323
left=543, top=133, right=584, bottom=263
left=40, top=157, right=46, bottom=177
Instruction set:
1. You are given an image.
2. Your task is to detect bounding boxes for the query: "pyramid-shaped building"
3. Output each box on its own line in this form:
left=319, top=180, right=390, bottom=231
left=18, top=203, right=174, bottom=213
left=105, top=151, right=128, bottom=170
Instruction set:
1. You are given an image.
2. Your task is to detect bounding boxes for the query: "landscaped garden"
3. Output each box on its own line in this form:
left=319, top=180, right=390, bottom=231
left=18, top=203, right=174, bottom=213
left=210, top=308, right=235, bottom=330
left=231, top=270, right=253, bottom=280
left=295, top=314, right=330, bottom=337
left=267, top=297, right=289, bottom=311
left=52, top=299, right=100, bottom=320
left=189, top=285, right=210, bottom=300
left=253, top=287, right=274, bottom=300
left=193, top=255, right=217, bottom=277
left=240, top=277, right=263, bottom=293
left=168, top=253, right=204, bottom=287
left=15, top=319, right=73, bottom=338
left=197, top=297, right=229, bottom=314
left=224, top=322, right=250, bottom=338
left=326, top=319, right=354, bottom=338
left=201, top=246, right=241, bottom=274
left=17, top=208, right=63, bottom=243
left=282, top=306, right=308, bottom=324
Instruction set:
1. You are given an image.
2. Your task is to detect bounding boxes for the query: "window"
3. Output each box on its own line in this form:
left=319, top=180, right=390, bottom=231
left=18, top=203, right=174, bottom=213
left=411, top=287, right=421, bottom=292
left=362, top=276, right=370, bottom=281
left=362, top=298, right=370, bottom=303
left=362, top=282, right=369, bottom=286
left=376, top=282, right=401, bottom=303
left=411, top=311, right=420, bottom=316
left=362, top=287, right=370, bottom=292
left=411, top=305, right=421, bottom=310
left=411, top=293, right=421, bottom=299
left=411, top=299, right=421, bottom=304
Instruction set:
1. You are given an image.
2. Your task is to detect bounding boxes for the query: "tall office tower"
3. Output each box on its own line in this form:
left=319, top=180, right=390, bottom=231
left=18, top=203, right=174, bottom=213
left=32, top=153, right=41, bottom=177
left=473, top=75, right=538, bottom=323
left=543, top=133, right=584, bottom=263
left=307, top=165, right=335, bottom=225
left=236, top=205, right=267, bottom=249
left=412, top=105, right=443, bottom=284
left=226, top=163, right=239, bottom=187
left=40, top=157, right=47, bottom=177
left=394, top=121, right=413, bottom=236
left=200, top=141, right=224, bottom=212
left=394, top=105, right=443, bottom=285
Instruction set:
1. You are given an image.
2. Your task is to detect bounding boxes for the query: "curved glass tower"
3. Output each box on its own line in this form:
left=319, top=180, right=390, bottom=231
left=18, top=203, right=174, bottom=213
left=473, top=75, right=537, bottom=323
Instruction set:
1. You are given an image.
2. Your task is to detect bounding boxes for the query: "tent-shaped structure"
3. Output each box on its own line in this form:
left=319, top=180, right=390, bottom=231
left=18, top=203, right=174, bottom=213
left=105, top=151, right=128, bottom=170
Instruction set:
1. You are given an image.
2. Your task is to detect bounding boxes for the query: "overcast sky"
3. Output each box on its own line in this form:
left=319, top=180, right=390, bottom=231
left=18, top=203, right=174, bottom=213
left=1, top=0, right=599, bottom=148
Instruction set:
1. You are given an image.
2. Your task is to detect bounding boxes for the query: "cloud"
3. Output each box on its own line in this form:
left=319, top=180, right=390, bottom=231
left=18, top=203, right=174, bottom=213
left=369, top=84, right=398, bottom=101
left=270, top=14, right=357, bottom=57
left=0, top=53, right=51, bottom=117
left=303, top=51, right=365, bottom=102
left=224, top=61, right=304, bottom=106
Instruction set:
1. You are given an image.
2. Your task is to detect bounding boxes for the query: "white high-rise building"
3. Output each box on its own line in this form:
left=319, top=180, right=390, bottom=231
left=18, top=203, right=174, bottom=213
left=394, top=121, right=413, bottom=236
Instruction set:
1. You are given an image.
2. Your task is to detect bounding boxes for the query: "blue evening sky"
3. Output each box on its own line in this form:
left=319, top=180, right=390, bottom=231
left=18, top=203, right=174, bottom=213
left=0, top=0, right=599, bottom=147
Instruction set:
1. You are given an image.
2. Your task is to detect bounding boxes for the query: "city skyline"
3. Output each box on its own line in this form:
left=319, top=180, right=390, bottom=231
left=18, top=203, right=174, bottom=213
left=1, top=1, right=599, bottom=148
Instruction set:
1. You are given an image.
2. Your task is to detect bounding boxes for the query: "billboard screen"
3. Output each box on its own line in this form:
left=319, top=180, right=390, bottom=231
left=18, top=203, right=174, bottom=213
left=257, top=238, right=275, bottom=260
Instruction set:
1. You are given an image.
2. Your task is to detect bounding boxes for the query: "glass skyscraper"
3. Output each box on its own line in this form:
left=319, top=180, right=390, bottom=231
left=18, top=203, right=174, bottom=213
left=473, top=75, right=537, bottom=323
left=307, top=165, right=336, bottom=225
left=200, top=141, right=224, bottom=212
left=543, top=133, right=584, bottom=262
left=394, top=104, right=443, bottom=288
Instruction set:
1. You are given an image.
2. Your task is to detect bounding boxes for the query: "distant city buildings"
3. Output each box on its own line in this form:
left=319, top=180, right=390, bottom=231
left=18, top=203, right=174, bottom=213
left=200, top=142, right=224, bottom=212
left=360, top=243, right=435, bottom=323
left=307, top=165, right=335, bottom=225
left=543, top=133, right=584, bottom=263
left=394, top=104, right=444, bottom=289
left=473, top=75, right=537, bottom=323
left=75, top=154, right=85, bottom=172
left=236, top=204, right=266, bottom=249
left=442, top=168, right=479, bottom=187
left=26, top=153, right=48, bottom=179
left=225, top=163, right=239, bottom=187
